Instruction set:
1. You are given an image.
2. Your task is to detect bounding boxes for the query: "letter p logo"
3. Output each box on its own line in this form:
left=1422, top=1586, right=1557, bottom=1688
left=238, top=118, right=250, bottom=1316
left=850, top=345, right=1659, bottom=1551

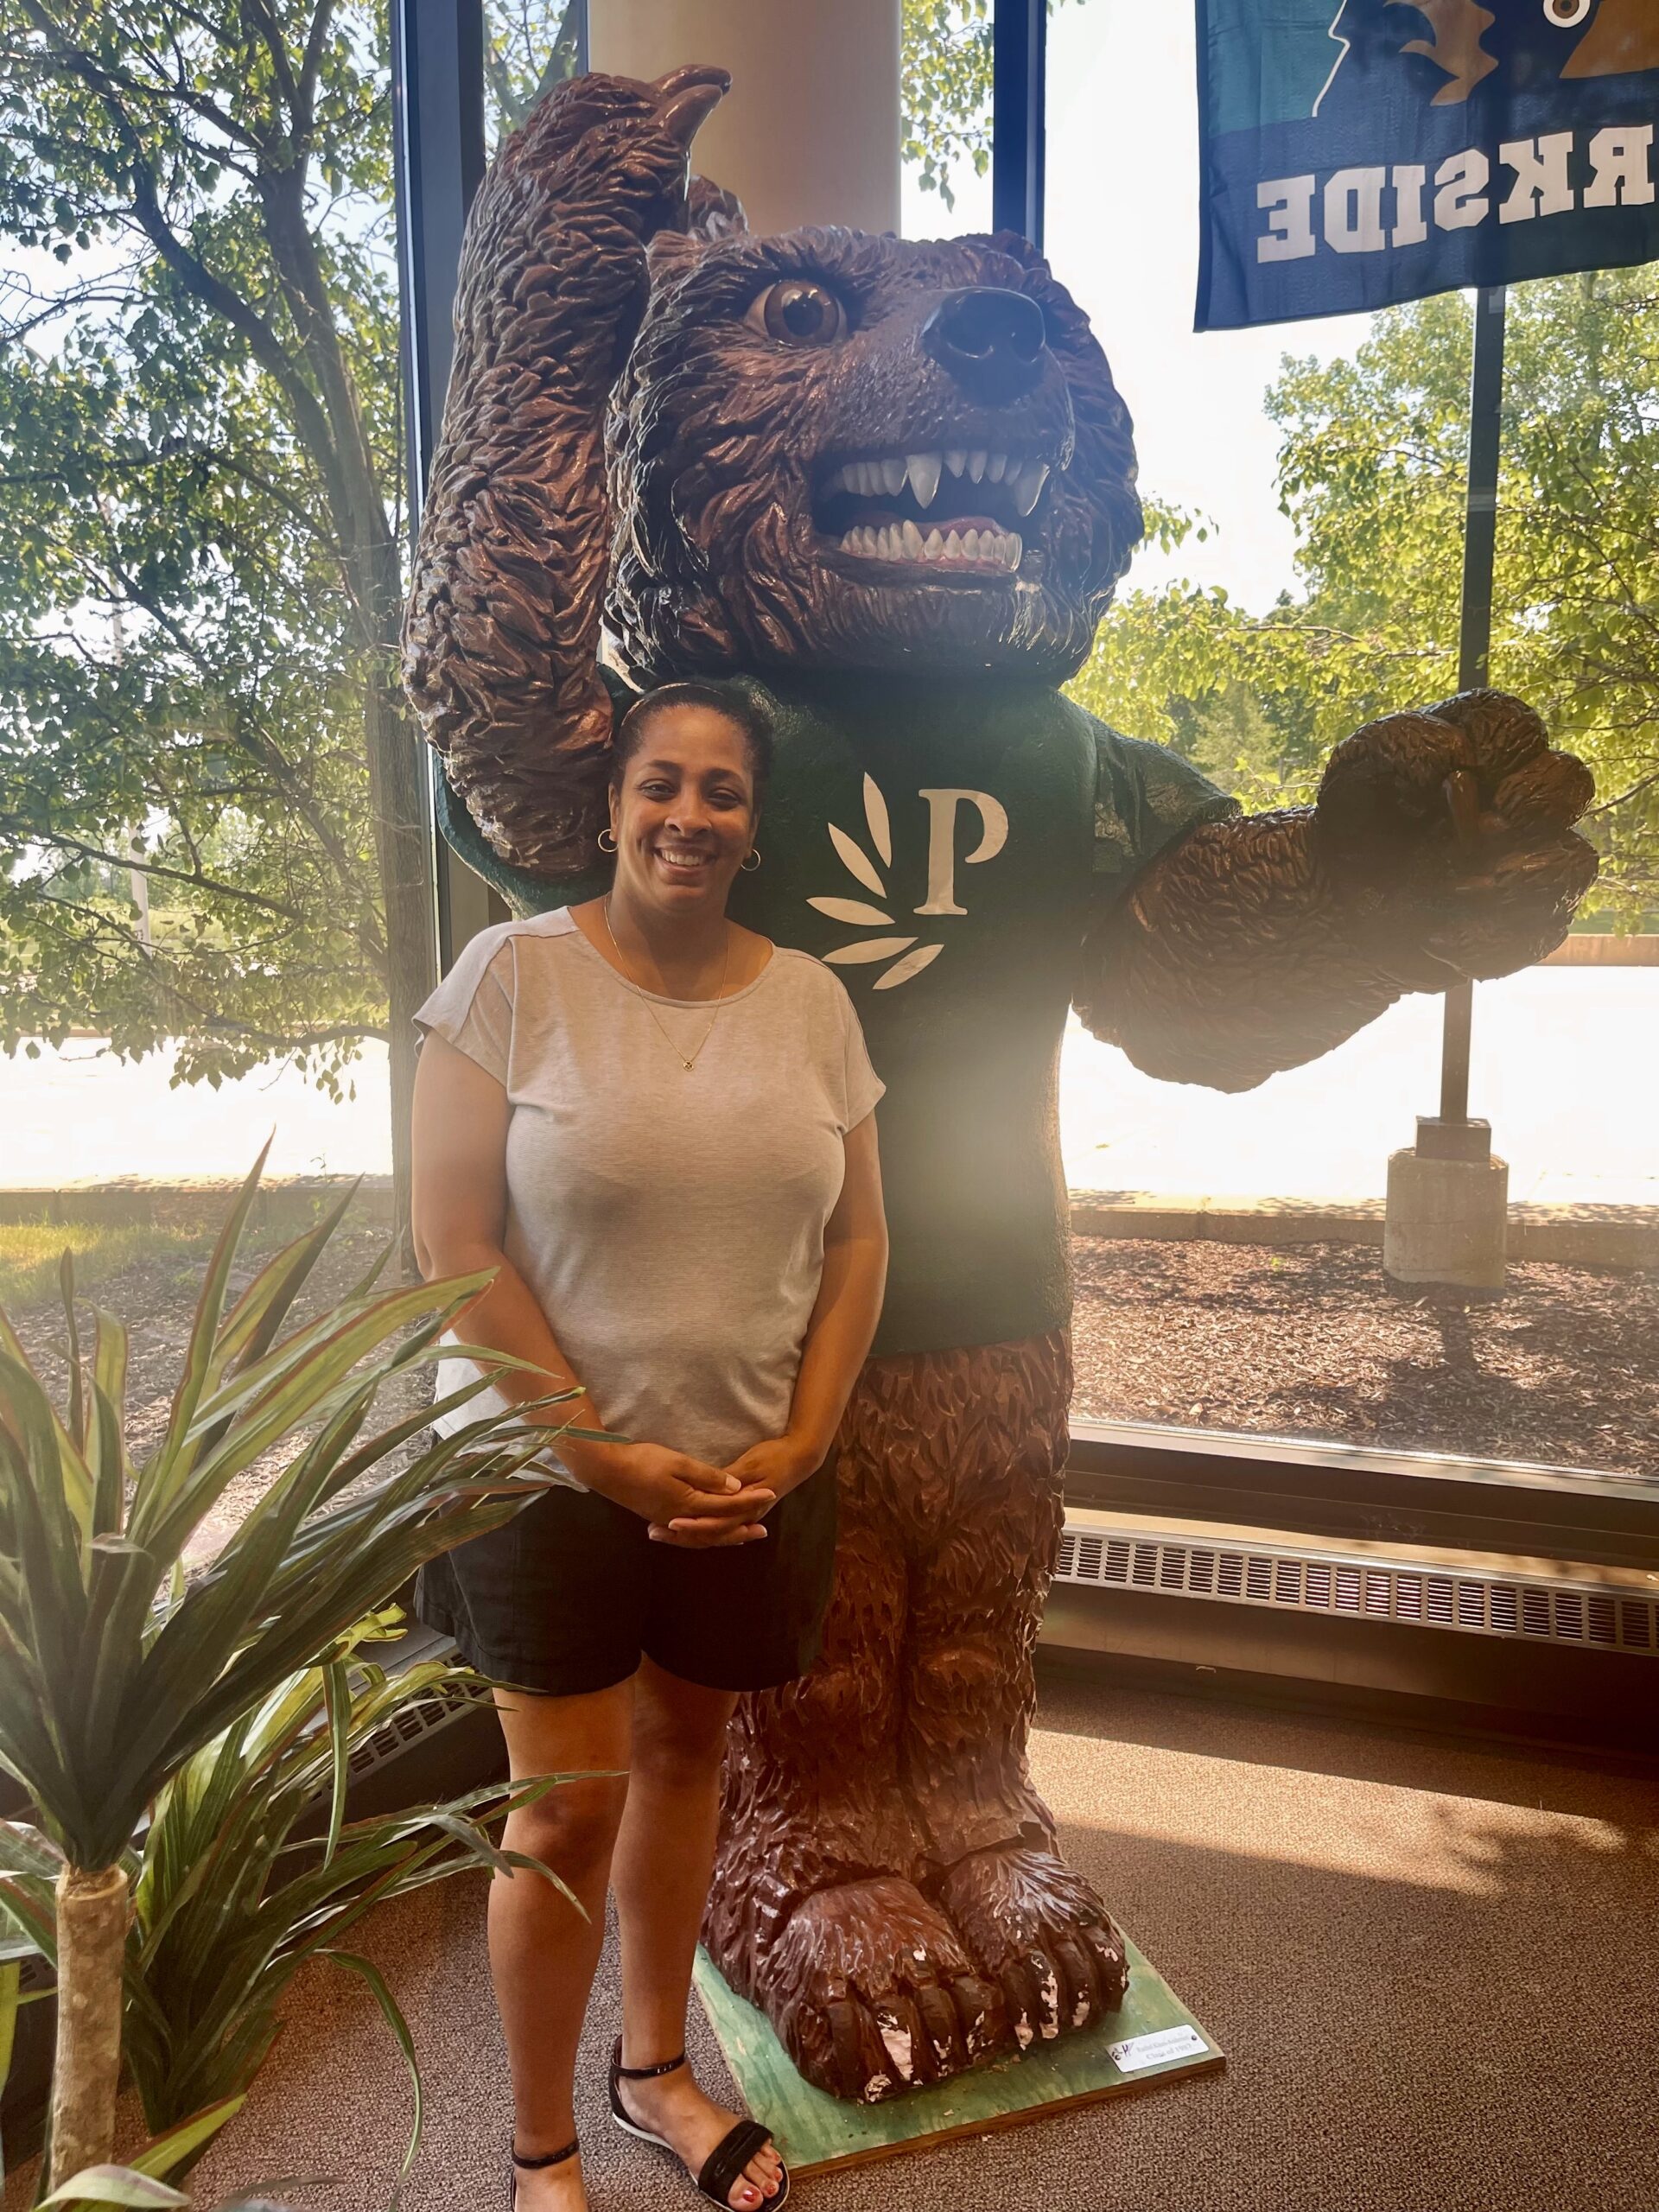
left=914, top=788, right=1010, bottom=916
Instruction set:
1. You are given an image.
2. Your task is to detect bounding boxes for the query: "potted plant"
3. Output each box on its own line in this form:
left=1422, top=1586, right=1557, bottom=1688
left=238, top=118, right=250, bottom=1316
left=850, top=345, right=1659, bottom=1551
left=0, top=1152, right=596, bottom=2189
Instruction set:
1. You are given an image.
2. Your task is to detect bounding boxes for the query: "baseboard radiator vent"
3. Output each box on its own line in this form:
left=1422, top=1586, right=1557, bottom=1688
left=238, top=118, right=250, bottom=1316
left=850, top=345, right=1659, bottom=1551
left=346, top=1671, right=483, bottom=1781
left=1053, top=1522, right=1658, bottom=1656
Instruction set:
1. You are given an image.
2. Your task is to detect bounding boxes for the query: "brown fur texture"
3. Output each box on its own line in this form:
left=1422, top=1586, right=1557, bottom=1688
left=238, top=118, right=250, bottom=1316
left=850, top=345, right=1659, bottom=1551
left=607, top=221, right=1139, bottom=689
left=706, top=1332, right=1128, bottom=2101
left=1080, top=689, right=1598, bottom=1092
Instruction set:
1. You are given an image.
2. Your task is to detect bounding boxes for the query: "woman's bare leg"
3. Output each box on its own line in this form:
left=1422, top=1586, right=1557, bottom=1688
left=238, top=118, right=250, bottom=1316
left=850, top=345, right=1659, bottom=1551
left=609, top=1657, right=783, bottom=2207
left=493, top=1680, right=633, bottom=2212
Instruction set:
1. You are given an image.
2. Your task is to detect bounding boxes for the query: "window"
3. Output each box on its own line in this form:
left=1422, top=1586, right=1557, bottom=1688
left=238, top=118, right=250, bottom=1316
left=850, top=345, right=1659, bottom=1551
left=3, top=0, right=412, bottom=1533
left=1046, top=0, right=1657, bottom=1481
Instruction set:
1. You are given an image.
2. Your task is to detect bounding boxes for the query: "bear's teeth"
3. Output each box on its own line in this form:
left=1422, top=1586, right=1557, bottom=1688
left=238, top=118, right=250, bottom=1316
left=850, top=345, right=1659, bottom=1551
left=906, top=452, right=942, bottom=508
left=1012, top=460, right=1049, bottom=515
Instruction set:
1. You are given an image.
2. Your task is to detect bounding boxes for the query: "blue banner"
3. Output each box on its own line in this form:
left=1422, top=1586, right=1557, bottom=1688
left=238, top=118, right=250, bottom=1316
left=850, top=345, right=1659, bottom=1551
left=1195, top=1, right=1659, bottom=329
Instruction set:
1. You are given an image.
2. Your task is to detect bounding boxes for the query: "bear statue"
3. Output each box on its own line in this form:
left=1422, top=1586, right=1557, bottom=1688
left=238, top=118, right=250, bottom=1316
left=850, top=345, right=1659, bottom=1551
left=403, top=64, right=1596, bottom=2102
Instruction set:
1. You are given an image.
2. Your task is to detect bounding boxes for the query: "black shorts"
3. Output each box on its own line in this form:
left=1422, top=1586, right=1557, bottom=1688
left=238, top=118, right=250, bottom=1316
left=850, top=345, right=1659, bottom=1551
left=415, top=1453, right=837, bottom=1697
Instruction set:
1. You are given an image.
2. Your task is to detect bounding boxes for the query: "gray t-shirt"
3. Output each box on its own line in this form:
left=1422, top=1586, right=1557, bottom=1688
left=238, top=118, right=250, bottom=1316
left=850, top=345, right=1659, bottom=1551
left=415, top=909, right=884, bottom=1484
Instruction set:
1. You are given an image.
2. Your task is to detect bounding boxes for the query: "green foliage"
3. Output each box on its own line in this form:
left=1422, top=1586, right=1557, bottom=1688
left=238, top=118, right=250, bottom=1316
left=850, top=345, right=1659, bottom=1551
left=0, top=0, right=402, bottom=1086
left=5, top=1620, right=576, bottom=2186
left=902, top=2, right=1084, bottom=213
left=480, top=0, right=579, bottom=142
left=0, top=1146, right=577, bottom=1871
left=1071, top=272, right=1659, bottom=921
left=902, top=0, right=994, bottom=210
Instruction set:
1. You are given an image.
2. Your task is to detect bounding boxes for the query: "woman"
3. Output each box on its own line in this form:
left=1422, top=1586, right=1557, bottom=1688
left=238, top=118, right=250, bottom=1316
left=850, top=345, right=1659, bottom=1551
left=410, top=683, right=888, bottom=2212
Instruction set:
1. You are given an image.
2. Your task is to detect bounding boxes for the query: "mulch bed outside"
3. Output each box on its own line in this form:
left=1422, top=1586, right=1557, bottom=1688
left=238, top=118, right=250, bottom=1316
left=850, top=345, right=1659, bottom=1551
left=10, top=1227, right=1656, bottom=1541
left=1070, top=1235, right=1659, bottom=1481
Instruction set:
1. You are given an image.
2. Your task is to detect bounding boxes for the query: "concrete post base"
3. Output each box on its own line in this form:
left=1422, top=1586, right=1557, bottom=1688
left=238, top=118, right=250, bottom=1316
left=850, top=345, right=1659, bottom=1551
left=1384, top=1148, right=1510, bottom=1292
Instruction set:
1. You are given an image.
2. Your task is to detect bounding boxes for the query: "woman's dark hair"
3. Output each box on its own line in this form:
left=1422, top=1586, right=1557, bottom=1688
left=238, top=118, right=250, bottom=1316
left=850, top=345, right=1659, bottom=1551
left=609, top=682, right=773, bottom=801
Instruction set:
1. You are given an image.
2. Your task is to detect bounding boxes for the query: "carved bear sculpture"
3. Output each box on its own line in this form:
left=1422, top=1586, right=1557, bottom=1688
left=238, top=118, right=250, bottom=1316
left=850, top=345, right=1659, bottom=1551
left=403, top=65, right=1597, bottom=2101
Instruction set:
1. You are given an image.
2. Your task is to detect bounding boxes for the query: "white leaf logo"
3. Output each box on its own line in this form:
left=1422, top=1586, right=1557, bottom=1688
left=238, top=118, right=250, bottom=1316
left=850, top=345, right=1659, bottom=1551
left=810, top=774, right=944, bottom=990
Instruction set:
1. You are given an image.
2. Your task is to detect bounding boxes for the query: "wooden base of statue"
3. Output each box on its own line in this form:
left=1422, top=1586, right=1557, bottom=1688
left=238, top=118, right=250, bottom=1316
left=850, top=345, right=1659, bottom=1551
left=692, top=1934, right=1224, bottom=2177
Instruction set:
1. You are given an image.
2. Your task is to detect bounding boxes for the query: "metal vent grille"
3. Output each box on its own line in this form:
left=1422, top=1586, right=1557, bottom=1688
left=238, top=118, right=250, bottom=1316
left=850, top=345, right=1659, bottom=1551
left=346, top=1673, right=481, bottom=1779
left=1053, top=1523, right=1659, bottom=1656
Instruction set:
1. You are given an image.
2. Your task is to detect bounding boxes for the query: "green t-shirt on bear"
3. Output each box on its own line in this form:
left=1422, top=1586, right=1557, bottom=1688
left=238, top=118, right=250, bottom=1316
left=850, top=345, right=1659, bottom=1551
left=437, top=671, right=1236, bottom=1357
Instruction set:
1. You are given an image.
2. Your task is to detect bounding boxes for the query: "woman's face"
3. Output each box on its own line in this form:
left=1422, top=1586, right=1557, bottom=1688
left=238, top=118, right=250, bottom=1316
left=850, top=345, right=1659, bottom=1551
left=608, top=706, right=758, bottom=916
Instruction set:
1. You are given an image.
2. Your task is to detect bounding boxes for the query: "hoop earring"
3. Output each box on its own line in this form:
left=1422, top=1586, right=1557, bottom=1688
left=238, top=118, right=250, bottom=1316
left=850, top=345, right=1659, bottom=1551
left=597, top=827, right=618, bottom=853
left=741, top=847, right=761, bottom=872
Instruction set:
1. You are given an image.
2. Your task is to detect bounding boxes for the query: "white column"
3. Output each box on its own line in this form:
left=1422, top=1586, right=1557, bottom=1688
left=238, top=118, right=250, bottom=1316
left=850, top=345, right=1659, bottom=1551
left=589, top=0, right=901, bottom=234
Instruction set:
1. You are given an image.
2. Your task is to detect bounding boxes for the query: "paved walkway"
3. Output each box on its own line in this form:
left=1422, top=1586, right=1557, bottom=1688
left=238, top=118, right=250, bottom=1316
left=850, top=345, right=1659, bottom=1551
left=5, top=969, right=1656, bottom=1206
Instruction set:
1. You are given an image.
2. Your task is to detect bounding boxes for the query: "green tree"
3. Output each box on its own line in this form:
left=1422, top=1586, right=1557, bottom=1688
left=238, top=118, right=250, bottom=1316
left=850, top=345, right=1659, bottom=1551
left=1071, top=273, right=1659, bottom=923
left=1, top=0, right=434, bottom=1210
left=903, top=0, right=994, bottom=209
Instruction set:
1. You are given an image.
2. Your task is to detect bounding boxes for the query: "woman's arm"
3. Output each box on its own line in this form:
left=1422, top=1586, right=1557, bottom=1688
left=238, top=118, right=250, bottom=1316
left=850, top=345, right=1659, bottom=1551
left=411, top=1031, right=774, bottom=1543
left=656, top=1111, right=888, bottom=1544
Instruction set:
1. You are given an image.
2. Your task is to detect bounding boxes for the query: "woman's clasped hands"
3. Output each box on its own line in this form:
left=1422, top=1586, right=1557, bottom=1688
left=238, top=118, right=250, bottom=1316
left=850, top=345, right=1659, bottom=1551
left=559, top=1433, right=823, bottom=1548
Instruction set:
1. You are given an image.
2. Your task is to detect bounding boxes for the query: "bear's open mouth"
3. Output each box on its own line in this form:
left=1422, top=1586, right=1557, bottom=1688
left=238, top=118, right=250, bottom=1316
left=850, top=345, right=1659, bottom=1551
left=812, top=446, right=1053, bottom=575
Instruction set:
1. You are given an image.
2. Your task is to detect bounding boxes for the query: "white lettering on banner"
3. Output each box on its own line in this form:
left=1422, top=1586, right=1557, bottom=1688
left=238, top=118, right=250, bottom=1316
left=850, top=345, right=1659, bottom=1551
left=1391, top=163, right=1428, bottom=247
left=1324, top=166, right=1388, bottom=252
left=1434, top=148, right=1491, bottom=230
left=914, top=790, right=1009, bottom=917
left=1585, top=125, right=1656, bottom=209
left=1253, top=125, right=1656, bottom=264
left=1500, top=133, right=1576, bottom=223
left=1257, top=175, right=1317, bottom=261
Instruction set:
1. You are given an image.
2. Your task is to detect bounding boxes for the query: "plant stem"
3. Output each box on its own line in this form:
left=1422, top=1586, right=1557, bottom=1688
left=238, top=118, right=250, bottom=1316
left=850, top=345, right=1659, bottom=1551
left=48, top=1865, right=130, bottom=2188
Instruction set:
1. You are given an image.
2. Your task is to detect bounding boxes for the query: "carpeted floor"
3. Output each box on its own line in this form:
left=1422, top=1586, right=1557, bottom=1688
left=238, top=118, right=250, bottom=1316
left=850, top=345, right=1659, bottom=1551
left=184, top=1678, right=1659, bottom=2212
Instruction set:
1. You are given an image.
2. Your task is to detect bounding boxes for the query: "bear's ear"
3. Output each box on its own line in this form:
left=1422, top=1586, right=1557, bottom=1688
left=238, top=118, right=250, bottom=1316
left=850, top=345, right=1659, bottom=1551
left=688, top=172, right=748, bottom=238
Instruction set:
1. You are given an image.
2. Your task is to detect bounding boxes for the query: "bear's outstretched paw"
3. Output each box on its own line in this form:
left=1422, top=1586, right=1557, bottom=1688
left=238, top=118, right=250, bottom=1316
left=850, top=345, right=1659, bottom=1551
left=934, top=1843, right=1128, bottom=2047
left=764, top=1875, right=1011, bottom=2101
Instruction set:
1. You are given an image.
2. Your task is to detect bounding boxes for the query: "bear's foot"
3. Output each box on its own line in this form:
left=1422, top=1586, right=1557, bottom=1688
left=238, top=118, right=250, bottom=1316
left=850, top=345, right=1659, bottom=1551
left=758, top=1875, right=1011, bottom=2101
left=933, top=1842, right=1129, bottom=2047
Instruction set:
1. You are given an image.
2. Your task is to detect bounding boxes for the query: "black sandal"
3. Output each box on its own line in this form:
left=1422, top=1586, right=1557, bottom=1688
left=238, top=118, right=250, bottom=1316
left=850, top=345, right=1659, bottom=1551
left=508, top=2137, right=580, bottom=2211
left=608, top=2039, right=789, bottom=2209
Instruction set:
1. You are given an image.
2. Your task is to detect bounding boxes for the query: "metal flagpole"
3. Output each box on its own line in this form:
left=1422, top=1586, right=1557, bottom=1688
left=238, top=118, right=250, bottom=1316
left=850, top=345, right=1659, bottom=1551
left=1383, top=280, right=1511, bottom=1291
left=1432, top=281, right=1508, bottom=1159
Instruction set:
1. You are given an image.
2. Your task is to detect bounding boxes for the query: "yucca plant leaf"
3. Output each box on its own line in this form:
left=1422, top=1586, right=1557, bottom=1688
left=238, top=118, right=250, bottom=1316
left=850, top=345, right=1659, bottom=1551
left=87, top=1367, right=130, bottom=1545
left=146, top=1146, right=272, bottom=1510
left=37, top=2169, right=190, bottom=2210
left=320, top=1659, right=349, bottom=1872
left=132, top=1276, right=486, bottom=1567
left=317, top=1951, right=421, bottom=2202
left=126, top=2096, right=247, bottom=2180
left=0, top=1823, right=65, bottom=1880
left=0, top=1351, right=93, bottom=1601
left=60, top=1255, right=85, bottom=1455
left=0, top=1874, right=57, bottom=1964
left=178, top=1273, right=489, bottom=1462
left=0, top=1312, right=94, bottom=1547
left=72, top=1539, right=164, bottom=1811
left=211, top=1185, right=359, bottom=1381
left=0, top=1948, right=17, bottom=2202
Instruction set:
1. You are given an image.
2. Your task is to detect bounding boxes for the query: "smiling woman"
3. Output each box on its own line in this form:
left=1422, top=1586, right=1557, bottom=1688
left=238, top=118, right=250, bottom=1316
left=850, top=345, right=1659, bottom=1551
left=406, top=681, right=889, bottom=2212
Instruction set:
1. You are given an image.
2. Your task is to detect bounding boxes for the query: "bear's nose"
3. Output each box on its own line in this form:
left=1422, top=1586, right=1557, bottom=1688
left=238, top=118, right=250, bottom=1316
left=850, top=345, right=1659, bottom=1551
left=922, top=287, right=1048, bottom=403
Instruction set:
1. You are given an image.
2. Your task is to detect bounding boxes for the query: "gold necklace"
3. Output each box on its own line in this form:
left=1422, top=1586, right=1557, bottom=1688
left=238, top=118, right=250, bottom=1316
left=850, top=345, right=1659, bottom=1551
left=602, top=899, right=732, bottom=1072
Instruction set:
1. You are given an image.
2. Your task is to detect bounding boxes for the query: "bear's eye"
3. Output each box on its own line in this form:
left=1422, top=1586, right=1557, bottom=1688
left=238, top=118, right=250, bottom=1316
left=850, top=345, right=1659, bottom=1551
left=745, top=278, right=848, bottom=348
